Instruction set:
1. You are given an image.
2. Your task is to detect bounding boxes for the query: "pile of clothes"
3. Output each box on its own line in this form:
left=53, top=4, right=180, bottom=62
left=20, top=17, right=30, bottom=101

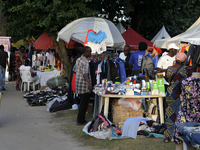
left=23, top=86, right=68, bottom=107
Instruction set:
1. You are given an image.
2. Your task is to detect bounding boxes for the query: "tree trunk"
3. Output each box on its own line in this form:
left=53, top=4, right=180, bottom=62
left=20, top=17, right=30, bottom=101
left=51, top=34, right=71, bottom=80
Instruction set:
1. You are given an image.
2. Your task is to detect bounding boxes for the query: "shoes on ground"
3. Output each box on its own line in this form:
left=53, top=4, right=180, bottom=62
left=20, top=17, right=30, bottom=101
left=76, top=120, right=87, bottom=126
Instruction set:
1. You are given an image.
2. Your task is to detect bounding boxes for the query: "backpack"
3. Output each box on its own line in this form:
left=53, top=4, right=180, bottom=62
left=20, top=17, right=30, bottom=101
left=140, top=53, right=154, bottom=74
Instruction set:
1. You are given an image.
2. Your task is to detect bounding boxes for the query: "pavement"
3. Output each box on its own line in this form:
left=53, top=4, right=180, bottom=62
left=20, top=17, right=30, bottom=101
left=0, top=82, right=92, bottom=150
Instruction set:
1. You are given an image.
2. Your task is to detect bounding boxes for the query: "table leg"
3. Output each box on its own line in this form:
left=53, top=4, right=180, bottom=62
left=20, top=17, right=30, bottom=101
left=158, top=97, right=164, bottom=124
left=93, top=94, right=98, bottom=118
left=98, top=96, right=104, bottom=114
left=104, top=97, right=109, bottom=118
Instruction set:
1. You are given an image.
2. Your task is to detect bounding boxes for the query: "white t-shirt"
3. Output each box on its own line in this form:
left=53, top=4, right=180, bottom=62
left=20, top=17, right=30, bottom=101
left=157, top=55, right=175, bottom=70
left=49, top=51, right=55, bottom=66
left=119, top=52, right=126, bottom=60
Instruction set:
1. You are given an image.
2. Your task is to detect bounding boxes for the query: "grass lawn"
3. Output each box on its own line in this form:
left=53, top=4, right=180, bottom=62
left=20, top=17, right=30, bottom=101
left=51, top=108, right=176, bottom=150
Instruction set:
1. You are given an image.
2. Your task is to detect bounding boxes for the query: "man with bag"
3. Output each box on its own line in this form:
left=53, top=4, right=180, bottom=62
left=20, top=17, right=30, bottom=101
left=129, top=42, right=152, bottom=76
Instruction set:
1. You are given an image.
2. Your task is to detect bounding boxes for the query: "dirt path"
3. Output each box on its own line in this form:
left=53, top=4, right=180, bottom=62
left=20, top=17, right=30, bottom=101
left=0, top=82, right=92, bottom=150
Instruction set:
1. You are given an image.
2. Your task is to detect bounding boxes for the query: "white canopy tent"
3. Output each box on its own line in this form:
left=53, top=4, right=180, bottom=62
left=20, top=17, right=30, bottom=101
left=116, top=22, right=125, bottom=34
left=151, top=25, right=171, bottom=43
left=154, top=17, right=200, bottom=49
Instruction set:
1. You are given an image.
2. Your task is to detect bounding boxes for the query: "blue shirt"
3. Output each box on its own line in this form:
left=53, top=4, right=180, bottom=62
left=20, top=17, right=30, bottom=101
left=129, top=50, right=151, bottom=71
left=116, top=60, right=126, bottom=83
left=152, top=55, right=159, bottom=71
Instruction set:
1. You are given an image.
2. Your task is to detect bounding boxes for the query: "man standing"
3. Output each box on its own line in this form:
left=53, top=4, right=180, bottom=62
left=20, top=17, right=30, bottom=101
left=27, top=46, right=34, bottom=67
left=124, top=45, right=132, bottom=76
left=129, top=42, right=151, bottom=76
left=0, top=45, right=9, bottom=91
left=156, top=43, right=179, bottom=74
left=73, top=46, right=92, bottom=125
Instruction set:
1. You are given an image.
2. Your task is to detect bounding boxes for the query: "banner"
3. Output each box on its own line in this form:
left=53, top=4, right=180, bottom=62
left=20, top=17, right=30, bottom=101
left=0, top=37, right=11, bottom=81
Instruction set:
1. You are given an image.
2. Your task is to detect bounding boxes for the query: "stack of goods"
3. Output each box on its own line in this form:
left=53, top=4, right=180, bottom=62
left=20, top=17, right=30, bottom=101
left=94, top=72, right=165, bottom=96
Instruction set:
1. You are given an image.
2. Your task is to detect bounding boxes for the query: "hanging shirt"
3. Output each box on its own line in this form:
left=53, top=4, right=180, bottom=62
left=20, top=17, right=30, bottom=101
left=96, top=62, right=102, bottom=84
left=119, top=52, right=126, bottom=61
left=152, top=55, right=159, bottom=71
left=116, top=60, right=126, bottom=83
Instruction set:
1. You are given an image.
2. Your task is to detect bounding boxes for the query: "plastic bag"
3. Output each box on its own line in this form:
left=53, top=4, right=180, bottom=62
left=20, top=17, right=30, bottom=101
left=118, top=98, right=142, bottom=111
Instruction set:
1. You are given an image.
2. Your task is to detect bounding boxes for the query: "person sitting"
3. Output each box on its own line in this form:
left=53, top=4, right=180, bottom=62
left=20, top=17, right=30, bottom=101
left=163, top=52, right=193, bottom=143
left=19, top=59, right=39, bottom=91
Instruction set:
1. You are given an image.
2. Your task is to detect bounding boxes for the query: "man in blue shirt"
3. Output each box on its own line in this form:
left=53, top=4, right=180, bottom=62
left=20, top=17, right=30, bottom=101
left=129, top=42, right=151, bottom=76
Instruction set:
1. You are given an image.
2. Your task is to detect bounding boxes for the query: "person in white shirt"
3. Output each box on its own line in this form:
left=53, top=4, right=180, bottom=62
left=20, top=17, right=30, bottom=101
left=156, top=43, right=179, bottom=74
left=19, top=59, right=39, bottom=88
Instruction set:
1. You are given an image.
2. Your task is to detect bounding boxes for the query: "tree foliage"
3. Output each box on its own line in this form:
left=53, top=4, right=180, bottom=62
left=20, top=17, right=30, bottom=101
left=1, top=0, right=200, bottom=78
left=0, top=0, right=99, bottom=41
left=99, top=0, right=200, bottom=40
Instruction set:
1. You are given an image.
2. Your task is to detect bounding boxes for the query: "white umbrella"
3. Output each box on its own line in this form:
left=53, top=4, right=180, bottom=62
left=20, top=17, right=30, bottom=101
left=57, top=17, right=125, bottom=49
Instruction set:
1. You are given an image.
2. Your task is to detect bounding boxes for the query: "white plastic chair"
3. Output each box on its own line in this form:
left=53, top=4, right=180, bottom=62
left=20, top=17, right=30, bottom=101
left=20, top=70, right=39, bottom=91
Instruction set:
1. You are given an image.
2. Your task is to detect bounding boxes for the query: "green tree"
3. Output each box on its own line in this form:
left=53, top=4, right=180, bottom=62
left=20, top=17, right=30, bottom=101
left=99, top=0, right=200, bottom=40
left=0, top=0, right=100, bottom=79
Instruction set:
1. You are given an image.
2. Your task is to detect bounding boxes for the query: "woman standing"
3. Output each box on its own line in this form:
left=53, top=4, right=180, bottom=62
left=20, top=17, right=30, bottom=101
left=163, top=52, right=192, bottom=143
left=15, top=45, right=27, bottom=90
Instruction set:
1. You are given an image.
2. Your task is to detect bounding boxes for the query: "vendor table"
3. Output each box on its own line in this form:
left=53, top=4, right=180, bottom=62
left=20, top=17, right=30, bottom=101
left=36, top=70, right=61, bottom=86
left=95, top=94, right=165, bottom=124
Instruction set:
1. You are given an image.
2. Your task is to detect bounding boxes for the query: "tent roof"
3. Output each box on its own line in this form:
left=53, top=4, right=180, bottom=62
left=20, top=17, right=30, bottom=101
left=34, top=32, right=55, bottom=49
left=186, top=17, right=200, bottom=31
left=116, top=22, right=125, bottom=34
left=155, top=17, right=200, bottom=49
left=151, top=25, right=171, bottom=43
left=122, top=27, right=153, bottom=50
left=154, top=18, right=200, bottom=49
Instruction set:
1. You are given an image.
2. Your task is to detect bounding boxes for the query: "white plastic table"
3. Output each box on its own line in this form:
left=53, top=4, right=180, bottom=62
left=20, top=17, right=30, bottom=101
left=99, top=94, right=165, bottom=124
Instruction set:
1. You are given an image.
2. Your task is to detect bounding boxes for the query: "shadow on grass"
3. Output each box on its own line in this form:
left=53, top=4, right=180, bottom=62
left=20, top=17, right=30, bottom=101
left=51, top=109, right=176, bottom=150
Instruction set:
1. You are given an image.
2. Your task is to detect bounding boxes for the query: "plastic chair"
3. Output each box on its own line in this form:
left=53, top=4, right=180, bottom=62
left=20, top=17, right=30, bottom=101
left=20, top=70, right=39, bottom=91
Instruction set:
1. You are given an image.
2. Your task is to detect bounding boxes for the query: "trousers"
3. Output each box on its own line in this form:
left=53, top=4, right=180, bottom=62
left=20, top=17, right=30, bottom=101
left=77, top=93, right=90, bottom=123
left=0, top=65, right=6, bottom=89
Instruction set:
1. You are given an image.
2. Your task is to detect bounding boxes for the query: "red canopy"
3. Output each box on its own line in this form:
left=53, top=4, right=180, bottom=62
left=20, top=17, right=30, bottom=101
left=34, top=32, right=83, bottom=50
left=122, top=27, right=153, bottom=51
left=34, top=32, right=55, bottom=49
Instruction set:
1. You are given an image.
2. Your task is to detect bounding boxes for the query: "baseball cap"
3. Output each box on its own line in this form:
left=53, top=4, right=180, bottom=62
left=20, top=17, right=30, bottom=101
left=168, top=43, right=179, bottom=50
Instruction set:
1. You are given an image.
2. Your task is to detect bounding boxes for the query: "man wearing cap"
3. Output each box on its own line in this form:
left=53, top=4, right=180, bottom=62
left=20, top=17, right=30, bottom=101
left=156, top=43, right=179, bottom=75
left=129, top=42, right=151, bottom=76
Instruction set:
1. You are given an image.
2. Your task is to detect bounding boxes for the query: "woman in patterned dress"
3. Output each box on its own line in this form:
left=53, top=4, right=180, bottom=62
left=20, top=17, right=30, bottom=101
left=163, top=53, right=192, bottom=143
left=172, top=76, right=200, bottom=145
left=15, top=46, right=27, bottom=90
